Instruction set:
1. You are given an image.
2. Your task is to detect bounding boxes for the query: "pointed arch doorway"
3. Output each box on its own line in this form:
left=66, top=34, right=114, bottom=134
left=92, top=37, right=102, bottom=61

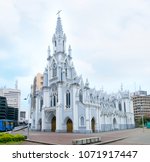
left=51, top=116, right=56, bottom=132
left=91, top=118, right=95, bottom=133
left=66, top=119, right=73, bottom=133
left=113, top=118, right=117, bottom=130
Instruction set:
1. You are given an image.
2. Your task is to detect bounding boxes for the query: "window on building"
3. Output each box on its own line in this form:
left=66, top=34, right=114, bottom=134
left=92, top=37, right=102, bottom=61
left=80, top=116, right=84, bottom=126
left=124, top=102, right=126, bottom=112
left=50, top=96, right=52, bottom=107
left=40, top=98, right=43, bottom=111
left=50, top=85, right=58, bottom=107
left=52, top=62, right=57, bottom=77
left=119, top=102, right=122, bottom=111
left=90, top=94, right=93, bottom=103
left=20, top=112, right=25, bottom=118
left=66, top=90, right=70, bottom=108
left=79, top=90, right=83, bottom=103
left=53, top=95, right=56, bottom=107
left=64, top=62, right=67, bottom=77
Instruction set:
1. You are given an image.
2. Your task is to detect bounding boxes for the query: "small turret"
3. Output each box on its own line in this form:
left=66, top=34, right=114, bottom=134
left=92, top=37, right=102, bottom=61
left=47, top=45, right=51, bottom=60
left=85, top=78, right=89, bottom=89
left=68, top=45, right=72, bottom=57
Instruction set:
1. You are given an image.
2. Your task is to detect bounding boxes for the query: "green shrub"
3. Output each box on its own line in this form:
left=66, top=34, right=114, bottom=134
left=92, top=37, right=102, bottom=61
left=0, top=134, right=13, bottom=143
left=13, top=134, right=25, bottom=142
left=0, top=133, right=25, bottom=143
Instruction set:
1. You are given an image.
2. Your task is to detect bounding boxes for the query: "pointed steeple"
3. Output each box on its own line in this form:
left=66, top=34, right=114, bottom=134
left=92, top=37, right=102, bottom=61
left=55, top=15, right=63, bottom=36
left=52, top=13, right=66, bottom=54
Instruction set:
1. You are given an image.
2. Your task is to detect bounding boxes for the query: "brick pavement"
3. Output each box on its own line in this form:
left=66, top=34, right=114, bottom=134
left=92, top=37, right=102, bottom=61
left=19, top=128, right=150, bottom=145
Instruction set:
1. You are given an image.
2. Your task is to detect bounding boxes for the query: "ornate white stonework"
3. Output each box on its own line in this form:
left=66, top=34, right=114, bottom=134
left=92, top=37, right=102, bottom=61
left=31, top=15, right=135, bottom=133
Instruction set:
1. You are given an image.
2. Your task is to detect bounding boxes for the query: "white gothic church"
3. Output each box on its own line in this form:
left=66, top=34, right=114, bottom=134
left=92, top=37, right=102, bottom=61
left=31, top=15, right=135, bottom=133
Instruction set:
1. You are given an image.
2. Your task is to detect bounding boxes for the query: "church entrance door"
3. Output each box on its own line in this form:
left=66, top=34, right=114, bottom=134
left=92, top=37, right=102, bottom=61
left=66, top=119, right=73, bottom=133
left=51, top=116, right=56, bottom=132
left=91, top=118, right=95, bottom=133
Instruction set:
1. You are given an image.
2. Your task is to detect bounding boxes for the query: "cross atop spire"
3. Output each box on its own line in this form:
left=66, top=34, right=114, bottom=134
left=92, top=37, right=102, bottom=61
left=56, top=10, right=62, bottom=17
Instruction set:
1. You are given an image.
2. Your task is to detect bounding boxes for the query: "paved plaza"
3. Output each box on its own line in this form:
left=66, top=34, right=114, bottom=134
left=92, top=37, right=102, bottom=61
left=18, top=128, right=150, bottom=145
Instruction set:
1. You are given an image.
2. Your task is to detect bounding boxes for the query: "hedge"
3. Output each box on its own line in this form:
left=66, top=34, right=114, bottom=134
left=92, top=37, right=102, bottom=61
left=0, top=133, right=26, bottom=143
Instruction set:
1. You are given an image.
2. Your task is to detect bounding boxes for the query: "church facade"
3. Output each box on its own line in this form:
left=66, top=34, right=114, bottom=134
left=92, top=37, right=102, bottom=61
left=30, top=15, right=135, bottom=133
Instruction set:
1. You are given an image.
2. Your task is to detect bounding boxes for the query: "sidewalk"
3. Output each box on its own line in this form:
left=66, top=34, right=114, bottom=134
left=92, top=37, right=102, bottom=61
left=19, top=128, right=150, bottom=145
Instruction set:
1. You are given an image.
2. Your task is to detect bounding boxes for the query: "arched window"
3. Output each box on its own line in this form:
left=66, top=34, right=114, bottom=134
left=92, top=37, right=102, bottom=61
left=119, top=102, right=122, bottom=111
left=90, top=94, right=93, bottom=103
left=50, top=85, right=58, bottom=107
left=80, top=116, right=84, bottom=126
left=53, top=95, right=56, bottom=106
left=124, top=102, right=126, bottom=112
left=64, top=62, right=67, bottom=77
left=65, top=68, right=67, bottom=77
left=66, top=90, right=70, bottom=108
left=52, top=62, right=57, bottom=77
left=50, top=96, right=52, bottom=107
left=79, top=90, right=83, bottom=103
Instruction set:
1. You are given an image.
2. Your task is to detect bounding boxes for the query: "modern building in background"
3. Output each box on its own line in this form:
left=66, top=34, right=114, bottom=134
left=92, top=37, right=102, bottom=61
left=0, top=87, right=20, bottom=125
left=0, top=96, right=7, bottom=119
left=30, top=73, right=43, bottom=128
left=132, top=90, right=150, bottom=123
left=30, top=15, right=134, bottom=133
left=0, top=96, right=18, bottom=125
left=19, top=111, right=28, bottom=124
left=0, top=88, right=21, bottom=109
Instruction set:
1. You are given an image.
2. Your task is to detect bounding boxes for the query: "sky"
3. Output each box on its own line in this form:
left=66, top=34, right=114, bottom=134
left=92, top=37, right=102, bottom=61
left=0, top=0, right=150, bottom=109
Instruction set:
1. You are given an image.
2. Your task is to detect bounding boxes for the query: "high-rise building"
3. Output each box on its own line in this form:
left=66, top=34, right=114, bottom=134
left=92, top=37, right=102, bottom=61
left=0, top=88, right=20, bottom=125
left=0, top=88, right=21, bottom=109
left=0, top=96, right=18, bottom=125
left=132, top=90, right=150, bottom=122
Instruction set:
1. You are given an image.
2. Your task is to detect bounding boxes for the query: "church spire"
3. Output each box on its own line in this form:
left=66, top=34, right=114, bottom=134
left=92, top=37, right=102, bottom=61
left=55, top=11, right=63, bottom=36
left=52, top=11, right=66, bottom=54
